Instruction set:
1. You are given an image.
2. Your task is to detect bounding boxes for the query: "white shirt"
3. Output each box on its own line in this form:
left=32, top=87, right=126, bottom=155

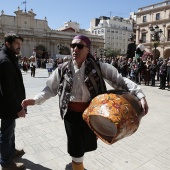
left=33, top=61, right=145, bottom=105
left=30, top=61, right=37, bottom=67
left=137, top=43, right=145, bottom=52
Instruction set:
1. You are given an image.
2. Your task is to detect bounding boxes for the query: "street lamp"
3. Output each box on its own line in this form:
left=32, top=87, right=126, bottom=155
left=99, top=48, right=104, bottom=58
left=57, top=44, right=63, bottom=55
left=149, top=25, right=163, bottom=60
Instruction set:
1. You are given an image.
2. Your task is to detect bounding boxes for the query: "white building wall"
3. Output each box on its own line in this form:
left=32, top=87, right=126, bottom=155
left=90, top=16, right=133, bottom=55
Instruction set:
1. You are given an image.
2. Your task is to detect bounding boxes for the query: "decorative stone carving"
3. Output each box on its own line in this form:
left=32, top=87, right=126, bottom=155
left=1, top=10, right=4, bottom=15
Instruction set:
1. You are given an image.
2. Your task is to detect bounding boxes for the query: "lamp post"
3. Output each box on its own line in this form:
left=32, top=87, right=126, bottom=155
left=149, top=25, right=163, bottom=60
left=57, top=44, right=63, bottom=55
left=99, top=48, right=104, bottom=58
left=99, top=48, right=106, bottom=57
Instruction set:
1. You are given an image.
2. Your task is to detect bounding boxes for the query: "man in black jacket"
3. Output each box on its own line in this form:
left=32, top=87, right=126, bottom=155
left=126, top=35, right=136, bottom=60
left=159, top=59, right=167, bottom=90
left=0, top=32, right=26, bottom=170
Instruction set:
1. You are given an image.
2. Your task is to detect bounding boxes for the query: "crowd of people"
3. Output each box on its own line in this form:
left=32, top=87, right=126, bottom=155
left=97, top=55, right=170, bottom=91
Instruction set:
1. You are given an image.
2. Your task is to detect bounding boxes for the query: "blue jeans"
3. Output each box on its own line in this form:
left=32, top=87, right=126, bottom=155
left=0, top=119, right=16, bottom=166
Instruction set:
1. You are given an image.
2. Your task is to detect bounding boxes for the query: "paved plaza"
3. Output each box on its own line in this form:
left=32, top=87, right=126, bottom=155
left=5, top=68, right=170, bottom=170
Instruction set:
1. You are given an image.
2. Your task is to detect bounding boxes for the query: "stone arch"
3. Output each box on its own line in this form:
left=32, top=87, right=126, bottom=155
left=60, top=46, right=71, bottom=55
left=63, top=46, right=71, bottom=55
left=34, top=44, right=46, bottom=59
left=141, top=29, right=147, bottom=33
left=164, top=48, right=170, bottom=59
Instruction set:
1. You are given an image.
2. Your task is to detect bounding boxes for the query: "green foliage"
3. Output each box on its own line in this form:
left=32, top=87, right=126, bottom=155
left=104, top=48, right=121, bottom=58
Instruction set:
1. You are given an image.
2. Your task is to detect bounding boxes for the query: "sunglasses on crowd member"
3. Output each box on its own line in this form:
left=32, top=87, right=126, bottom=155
left=70, top=43, right=88, bottom=49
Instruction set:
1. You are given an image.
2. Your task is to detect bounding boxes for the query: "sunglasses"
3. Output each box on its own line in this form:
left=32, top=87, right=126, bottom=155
left=70, top=43, right=88, bottom=49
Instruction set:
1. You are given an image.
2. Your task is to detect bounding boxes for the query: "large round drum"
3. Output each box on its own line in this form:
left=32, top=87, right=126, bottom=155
left=83, top=90, right=145, bottom=144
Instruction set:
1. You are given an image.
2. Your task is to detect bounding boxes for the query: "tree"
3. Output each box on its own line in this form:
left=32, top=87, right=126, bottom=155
left=105, top=48, right=121, bottom=58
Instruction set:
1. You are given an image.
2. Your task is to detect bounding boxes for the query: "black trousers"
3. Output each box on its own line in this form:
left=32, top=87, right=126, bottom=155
left=150, top=74, right=155, bottom=86
left=160, top=74, right=166, bottom=88
left=64, top=110, right=97, bottom=158
left=0, top=119, right=16, bottom=166
left=31, top=66, right=35, bottom=77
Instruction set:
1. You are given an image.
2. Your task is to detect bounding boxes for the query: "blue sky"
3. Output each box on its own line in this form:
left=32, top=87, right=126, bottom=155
left=0, top=0, right=164, bottom=29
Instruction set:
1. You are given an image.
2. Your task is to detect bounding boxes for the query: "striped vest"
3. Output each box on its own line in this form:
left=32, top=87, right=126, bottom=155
left=58, top=55, right=107, bottom=119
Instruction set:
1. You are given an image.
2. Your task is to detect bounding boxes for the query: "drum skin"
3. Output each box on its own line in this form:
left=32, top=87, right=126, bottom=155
left=83, top=90, right=144, bottom=145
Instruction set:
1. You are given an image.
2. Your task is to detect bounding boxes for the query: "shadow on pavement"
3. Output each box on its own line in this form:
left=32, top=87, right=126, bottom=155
left=15, top=158, right=52, bottom=170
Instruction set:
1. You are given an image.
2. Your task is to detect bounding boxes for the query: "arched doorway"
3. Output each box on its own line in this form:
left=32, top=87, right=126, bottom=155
left=35, top=45, right=46, bottom=59
left=164, top=48, right=170, bottom=59
left=61, top=46, right=71, bottom=55
left=59, top=46, right=71, bottom=55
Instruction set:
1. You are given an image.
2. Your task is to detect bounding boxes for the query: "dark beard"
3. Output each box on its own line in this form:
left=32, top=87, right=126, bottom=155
left=9, top=46, right=20, bottom=55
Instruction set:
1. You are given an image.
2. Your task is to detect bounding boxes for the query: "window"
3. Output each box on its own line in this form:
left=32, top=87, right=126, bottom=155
left=168, top=30, right=170, bottom=41
left=101, top=29, right=104, bottom=33
left=143, top=16, right=147, bottom=23
left=156, top=13, right=160, bottom=20
left=141, top=33, right=146, bottom=43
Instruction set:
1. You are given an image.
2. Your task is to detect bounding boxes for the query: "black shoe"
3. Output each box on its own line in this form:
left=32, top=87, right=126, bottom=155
left=13, top=149, right=25, bottom=159
left=2, top=161, right=25, bottom=170
left=158, top=87, right=162, bottom=89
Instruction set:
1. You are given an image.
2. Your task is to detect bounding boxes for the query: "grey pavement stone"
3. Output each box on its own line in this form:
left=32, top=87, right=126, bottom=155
left=1, top=68, right=170, bottom=170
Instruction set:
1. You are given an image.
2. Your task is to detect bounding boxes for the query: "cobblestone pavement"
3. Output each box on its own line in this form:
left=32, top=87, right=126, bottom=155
left=4, top=68, right=170, bottom=170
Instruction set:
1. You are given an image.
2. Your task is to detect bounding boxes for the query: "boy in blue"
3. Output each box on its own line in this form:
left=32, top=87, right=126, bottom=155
left=46, top=60, right=53, bottom=77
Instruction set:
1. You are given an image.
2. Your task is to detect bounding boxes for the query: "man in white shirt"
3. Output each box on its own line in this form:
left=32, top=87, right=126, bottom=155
left=136, top=38, right=145, bottom=58
left=22, top=35, right=148, bottom=170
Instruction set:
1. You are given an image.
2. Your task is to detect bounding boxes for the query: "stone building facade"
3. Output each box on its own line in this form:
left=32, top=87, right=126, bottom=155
left=135, top=0, right=170, bottom=59
left=0, top=7, right=104, bottom=59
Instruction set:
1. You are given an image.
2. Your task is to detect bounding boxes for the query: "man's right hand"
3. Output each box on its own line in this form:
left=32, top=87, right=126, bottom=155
left=22, top=99, right=35, bottom=109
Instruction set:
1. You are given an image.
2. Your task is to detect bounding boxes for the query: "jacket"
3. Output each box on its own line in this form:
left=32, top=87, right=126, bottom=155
left=126, top=42, right=136, bottom=59
left=149, top=64, right=157, bottom=75
left=0, top=46, right=26, bottom=119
